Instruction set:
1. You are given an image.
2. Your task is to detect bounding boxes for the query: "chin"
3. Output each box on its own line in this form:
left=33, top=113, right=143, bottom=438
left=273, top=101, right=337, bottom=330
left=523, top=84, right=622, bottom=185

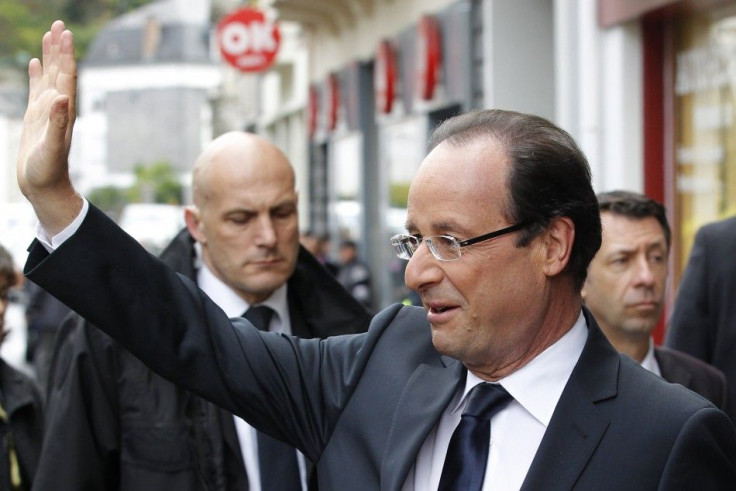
left=430, top=328, right=460, bottom=358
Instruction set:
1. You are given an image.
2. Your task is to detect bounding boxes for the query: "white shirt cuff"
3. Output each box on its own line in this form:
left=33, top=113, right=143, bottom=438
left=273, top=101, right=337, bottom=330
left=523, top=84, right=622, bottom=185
left=34, top=198, right=90, bottom=251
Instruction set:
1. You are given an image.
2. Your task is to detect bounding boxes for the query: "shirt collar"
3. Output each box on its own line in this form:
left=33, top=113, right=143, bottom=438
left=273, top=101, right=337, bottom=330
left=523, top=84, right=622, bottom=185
left=196, top=263, right=290, bottom=331
left=639, top=338, right=661, bottom=376
left=453, top=310, right=588, bottom=427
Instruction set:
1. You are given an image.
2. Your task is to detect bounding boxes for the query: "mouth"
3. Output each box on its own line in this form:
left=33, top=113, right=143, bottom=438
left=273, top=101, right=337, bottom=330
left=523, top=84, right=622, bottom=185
left=429, top=306, right=453, bottom=313
left=250, top=257, right=283, bottom=267
left=425, top=301, right=460, bottom=321
left=628, top=301, right=659, bottom=311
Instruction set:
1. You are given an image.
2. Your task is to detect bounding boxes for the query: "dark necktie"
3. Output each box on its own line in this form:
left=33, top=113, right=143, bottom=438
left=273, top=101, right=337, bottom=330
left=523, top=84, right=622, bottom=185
left=243, top=305, right=274, bottom=332
left=242, top=305, right=302, bottom=490
left=438, top=383, right=513, bottom=491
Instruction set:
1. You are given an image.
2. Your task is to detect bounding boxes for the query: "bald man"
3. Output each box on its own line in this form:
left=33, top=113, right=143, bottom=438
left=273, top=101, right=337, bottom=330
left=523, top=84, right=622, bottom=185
left=35, top=132, right=371, bottom=491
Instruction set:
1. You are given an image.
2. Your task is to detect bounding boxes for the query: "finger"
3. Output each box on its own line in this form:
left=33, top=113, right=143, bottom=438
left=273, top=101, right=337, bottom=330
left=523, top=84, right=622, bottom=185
left=40, top=30, right=52, bottom=91
left=47, top=22, right=64, bottom=88
left=46, top=95, right=71, bottom=158
left=58, top=30, right=77, bottom=140
left=28, top=58, right=42, bottom=103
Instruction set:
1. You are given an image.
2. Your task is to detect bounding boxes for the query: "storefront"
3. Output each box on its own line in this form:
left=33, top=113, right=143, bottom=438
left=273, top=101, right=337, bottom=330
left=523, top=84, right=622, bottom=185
left=307, top=1, right=477, bottom=307
left=603, top=0, right=736, bottom=282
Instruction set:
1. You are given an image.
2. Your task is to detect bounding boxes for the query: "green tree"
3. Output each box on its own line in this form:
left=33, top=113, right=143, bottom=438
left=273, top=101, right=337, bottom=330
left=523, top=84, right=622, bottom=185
left=129, top=161, right=183, bottom=205
left=86, top=185, right=129, bottom=220
left=0, top=0, right=154, bottom=68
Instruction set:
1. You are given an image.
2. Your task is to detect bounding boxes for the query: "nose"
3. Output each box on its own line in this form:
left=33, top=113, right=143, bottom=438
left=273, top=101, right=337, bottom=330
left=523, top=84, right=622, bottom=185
left=254, top=216, right=278, bottom=247
left=633, top=255, right=655, bottom=287
left=404, top=242, right=443, bottom=293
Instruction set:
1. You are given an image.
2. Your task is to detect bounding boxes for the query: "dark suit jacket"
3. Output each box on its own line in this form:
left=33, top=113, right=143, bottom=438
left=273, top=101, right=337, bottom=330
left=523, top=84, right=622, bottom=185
left=665, top=216, right=736, bottom=421
left=33, top=228, right=371, bottom=491
left=655, top=346, right=730, bottom=417
left=25, top=205, right=736, bottom=490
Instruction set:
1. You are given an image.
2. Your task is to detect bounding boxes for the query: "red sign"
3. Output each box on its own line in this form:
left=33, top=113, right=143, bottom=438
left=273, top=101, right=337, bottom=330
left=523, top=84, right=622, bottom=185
left=417, top=15, right=441, bottom=100
left=217, top=8, right=281, bottom=72
left=324, top=73, right=340, bottom=131
left=307, top=84, right=319, bottom=138
left=375, top=40, right=397, bottom=114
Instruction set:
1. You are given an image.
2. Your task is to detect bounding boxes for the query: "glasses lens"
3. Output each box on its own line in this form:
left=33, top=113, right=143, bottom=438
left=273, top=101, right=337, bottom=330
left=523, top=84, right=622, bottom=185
left=391, top=235, right=417, bottom=260
left=428, top=235, right=461, bottom=261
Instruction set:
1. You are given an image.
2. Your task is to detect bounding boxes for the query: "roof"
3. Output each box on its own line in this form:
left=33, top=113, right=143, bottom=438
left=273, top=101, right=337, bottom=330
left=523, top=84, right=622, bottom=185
left=84, top=0, right=213, bottom=66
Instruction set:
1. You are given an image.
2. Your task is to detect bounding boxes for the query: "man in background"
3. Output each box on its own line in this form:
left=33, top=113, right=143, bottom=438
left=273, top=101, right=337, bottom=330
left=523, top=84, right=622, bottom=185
left=336, top=240, right=373, bottom=311
left=23, top=280, right=71, bottom=392
left=34, top=132, right=372, bottom=490
left=300, top=230, right=338, bottom=275
left=0, top=245, right=44, bottom=490
left=665, top=214, right=736, bottom=423
left=583, top=190, right=730, bottom=415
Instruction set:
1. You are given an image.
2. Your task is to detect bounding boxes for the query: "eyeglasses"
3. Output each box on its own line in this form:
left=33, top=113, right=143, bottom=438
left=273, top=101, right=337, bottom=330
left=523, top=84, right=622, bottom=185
left=391, top=222, right=528, bottom=262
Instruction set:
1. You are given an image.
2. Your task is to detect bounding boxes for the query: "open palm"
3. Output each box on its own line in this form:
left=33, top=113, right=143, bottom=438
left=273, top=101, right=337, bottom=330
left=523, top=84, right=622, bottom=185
left=17, top=20, right=81, bottom=233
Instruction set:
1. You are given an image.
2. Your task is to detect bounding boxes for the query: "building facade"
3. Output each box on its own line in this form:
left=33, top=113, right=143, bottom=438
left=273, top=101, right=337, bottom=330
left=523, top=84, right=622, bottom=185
left=260, top=0, right=736, bottom=330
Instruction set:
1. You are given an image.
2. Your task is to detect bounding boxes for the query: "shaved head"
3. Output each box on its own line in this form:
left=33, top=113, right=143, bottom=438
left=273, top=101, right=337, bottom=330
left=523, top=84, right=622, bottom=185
left=185, top=132, right=300, bottom=304
left=192, top=132, right=295, bottom=208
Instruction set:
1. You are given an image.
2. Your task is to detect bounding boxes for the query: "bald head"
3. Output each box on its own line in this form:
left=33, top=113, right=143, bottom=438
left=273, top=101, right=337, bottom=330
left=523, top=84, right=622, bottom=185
left=185, top=131, right=300, bottom=304
left=192, top=132, right=295, bottom=208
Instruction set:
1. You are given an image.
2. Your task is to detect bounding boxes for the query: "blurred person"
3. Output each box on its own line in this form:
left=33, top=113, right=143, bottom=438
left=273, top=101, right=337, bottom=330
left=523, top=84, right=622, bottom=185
left=0, top=245, right=44, bottom=491
left=336, top=240, right=373, bottom=311
left=17, top=22, right=736, bottom=488
left=23, top=280, right=71, bottom=393
left=583, top=191, right=729, bottom=415
left=316, top=234, right=338, bottom=276
left=665, top=214, right=736, bottom=422
left=300, top=231, right=337, bottom=276
left=34, top=130, right=371, bottom=491
left=300, top=230, right=319, bottom=256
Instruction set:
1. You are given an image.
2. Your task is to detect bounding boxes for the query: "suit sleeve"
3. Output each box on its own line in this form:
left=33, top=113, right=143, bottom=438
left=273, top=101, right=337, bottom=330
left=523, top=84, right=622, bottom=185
left=659, top=407, right=736, bottom=488
left=32, top=314, right=121, bottom=490
left=24, top=204, right=378, bottom=462
left=666, top=227, right=713, bottom=361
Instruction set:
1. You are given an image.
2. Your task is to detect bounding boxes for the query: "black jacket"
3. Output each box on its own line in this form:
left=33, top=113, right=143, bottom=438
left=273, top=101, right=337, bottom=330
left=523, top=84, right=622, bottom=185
left=0, top=359, right=43, bottom=491
left=665, top=216, right=736, bottom=422
left=33, top=229, right=371, bottom=491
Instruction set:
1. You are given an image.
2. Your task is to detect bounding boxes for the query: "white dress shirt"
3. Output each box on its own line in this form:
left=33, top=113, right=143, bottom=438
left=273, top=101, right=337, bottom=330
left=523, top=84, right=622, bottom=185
left=403, top=312, right=588, bottom=491
left=639, top=338, right=662, bottom=377
left=196, top=249, right=307, bottom=491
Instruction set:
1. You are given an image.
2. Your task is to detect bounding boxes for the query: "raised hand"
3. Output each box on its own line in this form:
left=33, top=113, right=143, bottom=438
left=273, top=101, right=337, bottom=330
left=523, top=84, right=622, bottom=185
left=17, top=20, right=83, bottom=236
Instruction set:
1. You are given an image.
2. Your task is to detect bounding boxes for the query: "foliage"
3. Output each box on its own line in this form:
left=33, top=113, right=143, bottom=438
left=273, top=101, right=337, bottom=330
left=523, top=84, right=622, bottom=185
left=389, top=183, right=411, bottom=208
left=0, top=0, right=154, bottom=68
left=86, top=185, right=129, bottom=220
left=86, top=161, right=183, bottom=218
left=129, top=161, right=184, bottom=205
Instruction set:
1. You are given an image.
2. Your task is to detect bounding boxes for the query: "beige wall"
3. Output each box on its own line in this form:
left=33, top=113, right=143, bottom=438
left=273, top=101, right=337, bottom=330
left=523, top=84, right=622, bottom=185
left=303, top=0, right=456, bottom=81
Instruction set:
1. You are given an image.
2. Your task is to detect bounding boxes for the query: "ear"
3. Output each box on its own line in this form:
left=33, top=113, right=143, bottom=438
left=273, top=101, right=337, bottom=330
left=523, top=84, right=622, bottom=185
left=541, top=216, right=574, bottom=278
left=184, top=206, right=206, bottom=244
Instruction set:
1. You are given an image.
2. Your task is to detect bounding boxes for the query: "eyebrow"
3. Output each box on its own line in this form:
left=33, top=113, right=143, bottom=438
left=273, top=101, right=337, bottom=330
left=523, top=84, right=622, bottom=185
left=608, top=240, right=667, bottom=256
left=224, top=198, right=297, bottom=214
left=404, top=219, right=463, bottom=235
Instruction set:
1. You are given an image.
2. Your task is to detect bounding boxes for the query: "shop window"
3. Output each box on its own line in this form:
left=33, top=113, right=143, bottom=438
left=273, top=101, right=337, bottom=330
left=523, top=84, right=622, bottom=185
left=674, top=6, right=736, bottom=272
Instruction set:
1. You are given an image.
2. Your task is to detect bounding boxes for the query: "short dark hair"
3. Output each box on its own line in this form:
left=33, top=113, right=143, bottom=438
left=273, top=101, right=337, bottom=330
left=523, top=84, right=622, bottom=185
left=596, top=190, right=670, bottom=250
left=0, top=245, right=15, bottom=287
left=340, top=240, right=357, bottom=250
left=429, top=109, right=601, bottom=291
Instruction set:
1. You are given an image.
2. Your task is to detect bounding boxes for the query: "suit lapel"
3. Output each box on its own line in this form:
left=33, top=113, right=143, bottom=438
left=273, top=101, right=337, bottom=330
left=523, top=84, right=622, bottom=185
left=521, top=309, right=619, bottom=490
left=381, top=357, right=464, bottom=491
